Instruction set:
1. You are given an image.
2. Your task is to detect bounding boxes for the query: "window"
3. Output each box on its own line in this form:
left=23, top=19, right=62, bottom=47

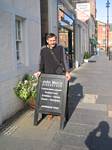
left=15, top=17, right=23, bottom=62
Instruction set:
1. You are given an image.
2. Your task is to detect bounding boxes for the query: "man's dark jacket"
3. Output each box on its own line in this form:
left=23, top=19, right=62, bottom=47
left=39, top=45, right=68, bottom=74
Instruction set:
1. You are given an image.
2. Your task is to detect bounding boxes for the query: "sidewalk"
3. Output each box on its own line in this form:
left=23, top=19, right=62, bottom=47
left=51, top=51, right=112, bottom=150
left=1, top=51, right=112, bottom=150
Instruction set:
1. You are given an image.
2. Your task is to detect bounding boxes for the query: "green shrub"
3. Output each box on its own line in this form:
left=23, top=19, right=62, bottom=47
left=83, top=51, right=91, bottom=59
left=14, top=74, right=38, bottom=103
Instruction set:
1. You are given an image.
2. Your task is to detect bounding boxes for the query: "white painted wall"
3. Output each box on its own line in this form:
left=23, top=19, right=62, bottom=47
left=48, top=0, right=58, bottom=36
left=0, top=0, right=41, bottom=124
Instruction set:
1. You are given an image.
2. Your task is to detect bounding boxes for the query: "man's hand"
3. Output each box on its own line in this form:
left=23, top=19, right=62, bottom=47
left=65, top=72, right=71, bottom=81
left=34, top=71, right=41, bottom=78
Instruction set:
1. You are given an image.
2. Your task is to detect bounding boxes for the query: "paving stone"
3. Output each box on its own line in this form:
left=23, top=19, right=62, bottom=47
left=108, top=105, right=112, bottom=111
left=108, top=111, right=112, bottom=118
left=49, top=142, right=62, bottom=150
left=0, top=135, right=50, bottom=150
left=69, top=108, right=107, bottom=126
left=53, top=132, right=87, bottom=148
left=77, top=103, right=107, bottom=112
left=60, top=145, right=88, bottom=150
left=50, top=142, right=88, bottom=150
left=64, top=123, right=96, bottom=136
left=81, top=93, right=98, bottom=104
left=0, top=112, right=61, bottom=147
left=107, top=105, right=112, bottom=118
left=97, top=96, right=112, bottom=104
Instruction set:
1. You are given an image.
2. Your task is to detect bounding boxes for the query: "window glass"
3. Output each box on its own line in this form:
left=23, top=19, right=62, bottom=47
left=15, top=17, right=23, bottom=61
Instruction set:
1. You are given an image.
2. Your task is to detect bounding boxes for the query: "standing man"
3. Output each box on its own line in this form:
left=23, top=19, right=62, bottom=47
left=34, top=33, right=71, bottom=80
left=34, top=33, right=71, bottom=120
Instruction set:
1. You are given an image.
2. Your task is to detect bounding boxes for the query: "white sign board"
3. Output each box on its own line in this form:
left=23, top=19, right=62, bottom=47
left=76, top=3, right=90, bottom=22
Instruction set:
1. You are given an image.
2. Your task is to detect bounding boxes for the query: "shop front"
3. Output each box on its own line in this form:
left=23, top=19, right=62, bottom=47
left=58, top=2, right=75, bottom=68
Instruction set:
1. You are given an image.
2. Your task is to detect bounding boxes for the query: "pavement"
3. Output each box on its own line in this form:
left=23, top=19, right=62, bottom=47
left=1, top=51, right=112, bottom=150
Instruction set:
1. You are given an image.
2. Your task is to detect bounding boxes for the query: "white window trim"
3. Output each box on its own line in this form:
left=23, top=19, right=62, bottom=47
left=15, top=16, right=23, bottom=63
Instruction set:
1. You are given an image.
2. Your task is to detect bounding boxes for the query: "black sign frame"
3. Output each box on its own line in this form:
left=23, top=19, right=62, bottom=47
left=34, top=74, right=68, bottom=129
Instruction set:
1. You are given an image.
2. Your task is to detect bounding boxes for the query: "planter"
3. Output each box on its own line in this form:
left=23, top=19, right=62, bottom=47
left=84, top=59, right=89, bottom=63
left=83, top=52, right=91, bottom=62
left=28, top=98, right=36, bottom=109
left=14, top=74, right=38, bottom=108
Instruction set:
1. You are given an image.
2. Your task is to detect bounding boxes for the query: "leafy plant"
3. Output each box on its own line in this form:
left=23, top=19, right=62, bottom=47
left=83, top=51, right=91, bottom=59
left=90, top=37, right=98, bottom=48
left=14, top=74, right=38, bottom=103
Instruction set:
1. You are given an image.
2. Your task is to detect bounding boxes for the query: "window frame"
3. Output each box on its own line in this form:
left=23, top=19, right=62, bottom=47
left=15, top=16, right=23, bottom=62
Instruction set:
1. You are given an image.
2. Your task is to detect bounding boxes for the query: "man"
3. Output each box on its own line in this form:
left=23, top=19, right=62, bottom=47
left=34, top=33, right=71, bottom=80
left=34, top=33, right=71, bottom=120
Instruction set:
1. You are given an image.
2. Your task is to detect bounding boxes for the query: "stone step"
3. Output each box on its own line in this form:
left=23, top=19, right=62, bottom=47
left=52, top=125, right=112, bottom=150
left=60, top=145, right=88, bottom=150
left=52, top=132, right=88, bottom=149
left=50, top=142, right=88, bottom=150
left=64, top=123, right=96, bottom=137
left=69, top=108, right=107, bottom=126
left=77, top=103, right=107, bottom=112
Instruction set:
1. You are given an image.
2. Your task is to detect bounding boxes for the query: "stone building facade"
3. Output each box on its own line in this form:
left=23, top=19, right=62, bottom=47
left=0, top=0, right=92, bottom=125
left=0, top=0, right=41, bottom=125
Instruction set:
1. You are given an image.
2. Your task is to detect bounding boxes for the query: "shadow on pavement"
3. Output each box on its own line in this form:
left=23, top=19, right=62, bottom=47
left=67, top=82, right=83, bottom=121
left=85, top=121, right=112, bottom=150
left=0, top=106, right=29, bottom=133
left=88, top=60, right=96, bottom=63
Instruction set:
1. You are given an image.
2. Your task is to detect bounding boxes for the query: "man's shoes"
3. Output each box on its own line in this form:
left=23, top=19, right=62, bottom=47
left=47, top=115, right=62, bottom=121
left=55, top=115, right=61, bottom=121
left=47, top=114, right=53, bottom=120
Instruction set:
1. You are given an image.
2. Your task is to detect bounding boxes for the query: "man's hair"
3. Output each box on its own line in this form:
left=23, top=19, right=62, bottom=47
left=46, top=33, right=57, bottom=40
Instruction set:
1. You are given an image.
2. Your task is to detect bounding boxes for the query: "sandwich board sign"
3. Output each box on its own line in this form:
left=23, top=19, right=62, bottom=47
left=34, top=74, right=68, bottom=129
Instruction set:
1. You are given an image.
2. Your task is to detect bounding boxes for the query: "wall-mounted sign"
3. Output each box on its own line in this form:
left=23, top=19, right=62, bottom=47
left=76, top=3, right=90, bottom=22
left=34, top=74, right=68, bottom=129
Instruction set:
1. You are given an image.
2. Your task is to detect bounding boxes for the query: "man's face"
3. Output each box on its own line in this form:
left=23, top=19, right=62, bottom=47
left=47, top=36, right=57, bottom=49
